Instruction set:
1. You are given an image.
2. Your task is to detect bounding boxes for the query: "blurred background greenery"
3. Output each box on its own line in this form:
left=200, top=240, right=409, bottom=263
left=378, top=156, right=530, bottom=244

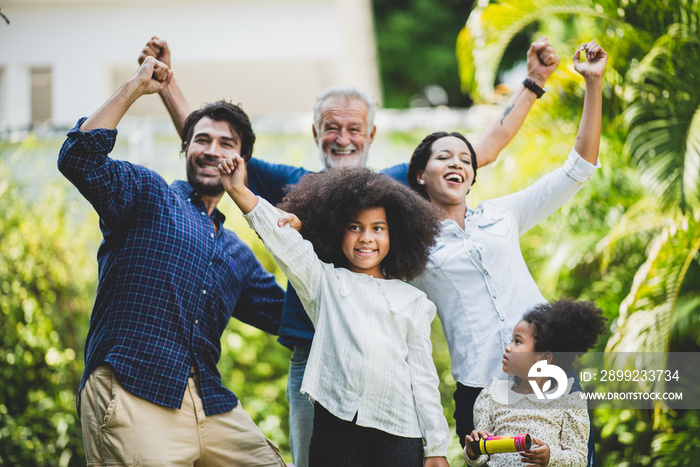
left=2, top=0, right=699, bottom=465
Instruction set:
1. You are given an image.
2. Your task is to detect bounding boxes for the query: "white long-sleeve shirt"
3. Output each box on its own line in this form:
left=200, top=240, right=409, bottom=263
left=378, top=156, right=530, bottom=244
left=412, top=149, right=600, bottom=388
left=244, top=197, right=449, bottom=457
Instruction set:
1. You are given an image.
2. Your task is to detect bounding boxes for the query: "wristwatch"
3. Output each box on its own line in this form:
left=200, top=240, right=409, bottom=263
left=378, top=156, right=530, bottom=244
left=522, top=78, right=546, bottom=98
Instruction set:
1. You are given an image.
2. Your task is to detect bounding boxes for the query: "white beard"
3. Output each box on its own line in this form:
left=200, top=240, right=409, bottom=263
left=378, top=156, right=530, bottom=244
left=319, top=142, right=369, bottom=169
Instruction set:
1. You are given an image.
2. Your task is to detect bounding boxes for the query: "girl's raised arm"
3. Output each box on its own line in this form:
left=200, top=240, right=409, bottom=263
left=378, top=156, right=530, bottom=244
left=219, top=155, right=324, bottom=319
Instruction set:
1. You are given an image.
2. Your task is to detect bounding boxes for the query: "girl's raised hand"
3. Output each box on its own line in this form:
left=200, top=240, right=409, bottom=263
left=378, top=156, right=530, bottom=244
left=573, top=40, right=608, bottom=79
left=276, top=208, right=302, bottom=231
left=217, top=153, right=246, bottom=193
left=217, top=154, right=258, bottom=213
left=519, top=436, right=550, bottom=466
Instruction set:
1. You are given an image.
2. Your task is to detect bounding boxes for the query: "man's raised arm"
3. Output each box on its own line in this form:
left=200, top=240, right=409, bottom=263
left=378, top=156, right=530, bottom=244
left=81, top=56, right=172, bottom=132
left=138, top=36, right=192, bottom=138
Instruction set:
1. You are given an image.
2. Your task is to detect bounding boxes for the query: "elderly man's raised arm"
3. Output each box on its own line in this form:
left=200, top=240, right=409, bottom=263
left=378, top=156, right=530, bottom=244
left=138, top=36, right=192, bottom=138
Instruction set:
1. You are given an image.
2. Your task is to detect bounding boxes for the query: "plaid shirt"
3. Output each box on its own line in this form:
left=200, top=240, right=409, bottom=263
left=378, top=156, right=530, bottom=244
left=58, top=119, right=284, bottom=416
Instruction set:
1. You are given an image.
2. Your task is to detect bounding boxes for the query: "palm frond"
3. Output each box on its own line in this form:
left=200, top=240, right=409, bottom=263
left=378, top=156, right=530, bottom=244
left=683, top=105, right=700, bottom=208
left=652, top=428, right=700, bottom=467
left=458, top=0, right=615, bottom=99
left=624, top=24, right=700, bottom=211
left=670, top=296, right=700, bottom=350
left=606, top=212, right=700, bottom=358
left=596, top=197, right=671, bottom=271
left=605, top=223, right=675, bottom=355
left=456, top=26, right=478, bottom=97
left=604, top=214, right=700, bottom=408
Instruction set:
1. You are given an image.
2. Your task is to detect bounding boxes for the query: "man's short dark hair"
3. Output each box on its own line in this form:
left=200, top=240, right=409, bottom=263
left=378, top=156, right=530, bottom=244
left=181, top=100, right=256, bottom=161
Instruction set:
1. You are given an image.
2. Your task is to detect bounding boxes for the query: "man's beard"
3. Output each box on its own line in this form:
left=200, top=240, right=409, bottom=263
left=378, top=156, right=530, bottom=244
left=320, top=142, right=369, bottom=169
left=186, top=157, right=225, bottom=196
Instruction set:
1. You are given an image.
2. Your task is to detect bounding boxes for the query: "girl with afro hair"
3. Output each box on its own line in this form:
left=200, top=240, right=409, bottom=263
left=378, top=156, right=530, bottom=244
left=218, top=155, right=450, bottom=467
left=463, top=299, right=607, bottom=467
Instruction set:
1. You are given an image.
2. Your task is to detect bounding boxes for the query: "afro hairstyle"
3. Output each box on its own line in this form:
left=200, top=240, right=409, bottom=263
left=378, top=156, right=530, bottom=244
left=277, top=167, right=441, bottom=281
left=522, top=298, right=608, bottom=370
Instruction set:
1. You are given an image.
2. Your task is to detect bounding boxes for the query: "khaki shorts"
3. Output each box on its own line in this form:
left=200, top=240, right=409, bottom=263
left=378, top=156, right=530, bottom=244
left=80, top=365, right=286, bottom=467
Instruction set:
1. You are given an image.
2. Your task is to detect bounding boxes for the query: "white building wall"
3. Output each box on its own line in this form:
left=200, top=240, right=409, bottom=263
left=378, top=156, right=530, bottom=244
left=0, top=64, right=31, bottom=127
left=0, top=0, right=380, bottom=129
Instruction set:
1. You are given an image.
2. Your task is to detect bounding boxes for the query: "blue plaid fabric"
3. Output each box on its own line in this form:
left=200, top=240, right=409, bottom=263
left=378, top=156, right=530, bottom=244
left=59, top=119, right=284, bottom=416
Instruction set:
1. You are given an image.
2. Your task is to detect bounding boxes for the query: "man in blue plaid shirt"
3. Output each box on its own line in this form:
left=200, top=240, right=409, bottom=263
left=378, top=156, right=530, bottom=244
left=58, top=56, right=287, bottom=466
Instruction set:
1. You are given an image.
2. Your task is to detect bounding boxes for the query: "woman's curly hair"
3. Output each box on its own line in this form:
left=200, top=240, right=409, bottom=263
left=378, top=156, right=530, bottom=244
left=277, top=167, right=441, bottom=281
left=523, top=298, right=608, bottom=370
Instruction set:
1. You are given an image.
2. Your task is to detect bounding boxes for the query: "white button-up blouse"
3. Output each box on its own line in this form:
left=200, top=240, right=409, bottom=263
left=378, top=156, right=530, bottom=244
left=412, top=149, right=600, bottom=388
left=244, top=197, right=449, bottom=457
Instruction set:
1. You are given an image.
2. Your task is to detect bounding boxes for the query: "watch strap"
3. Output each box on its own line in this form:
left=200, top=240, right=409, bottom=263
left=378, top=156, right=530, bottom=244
left=523, top=78, right=546, bottom=98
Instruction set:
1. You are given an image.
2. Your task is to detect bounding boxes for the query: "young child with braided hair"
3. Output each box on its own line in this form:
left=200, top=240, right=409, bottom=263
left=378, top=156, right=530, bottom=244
left=464, top=299, right=607, bottom=467
left=218, top=155, right=450, bottom=467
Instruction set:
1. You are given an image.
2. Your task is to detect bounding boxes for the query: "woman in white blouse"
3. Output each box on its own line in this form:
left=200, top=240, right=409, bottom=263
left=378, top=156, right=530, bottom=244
left=407, top=41, right=608, bottom=454
left=218, top=161, right=450, bottom=467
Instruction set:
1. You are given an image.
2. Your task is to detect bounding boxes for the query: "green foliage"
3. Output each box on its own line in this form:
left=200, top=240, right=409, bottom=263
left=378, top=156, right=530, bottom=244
left=593, top=408, right=656, bottom=466
left=605, top=212, right=700, bottom=354
left=372, top=0, right=475, bottom=108
left=0, top=159, right=94, bottom=466
left=592, top=409, right=700, bottom=466
left=625, top=24, right=700, bottom=211
left=651, top=410, right=700, bottom=466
